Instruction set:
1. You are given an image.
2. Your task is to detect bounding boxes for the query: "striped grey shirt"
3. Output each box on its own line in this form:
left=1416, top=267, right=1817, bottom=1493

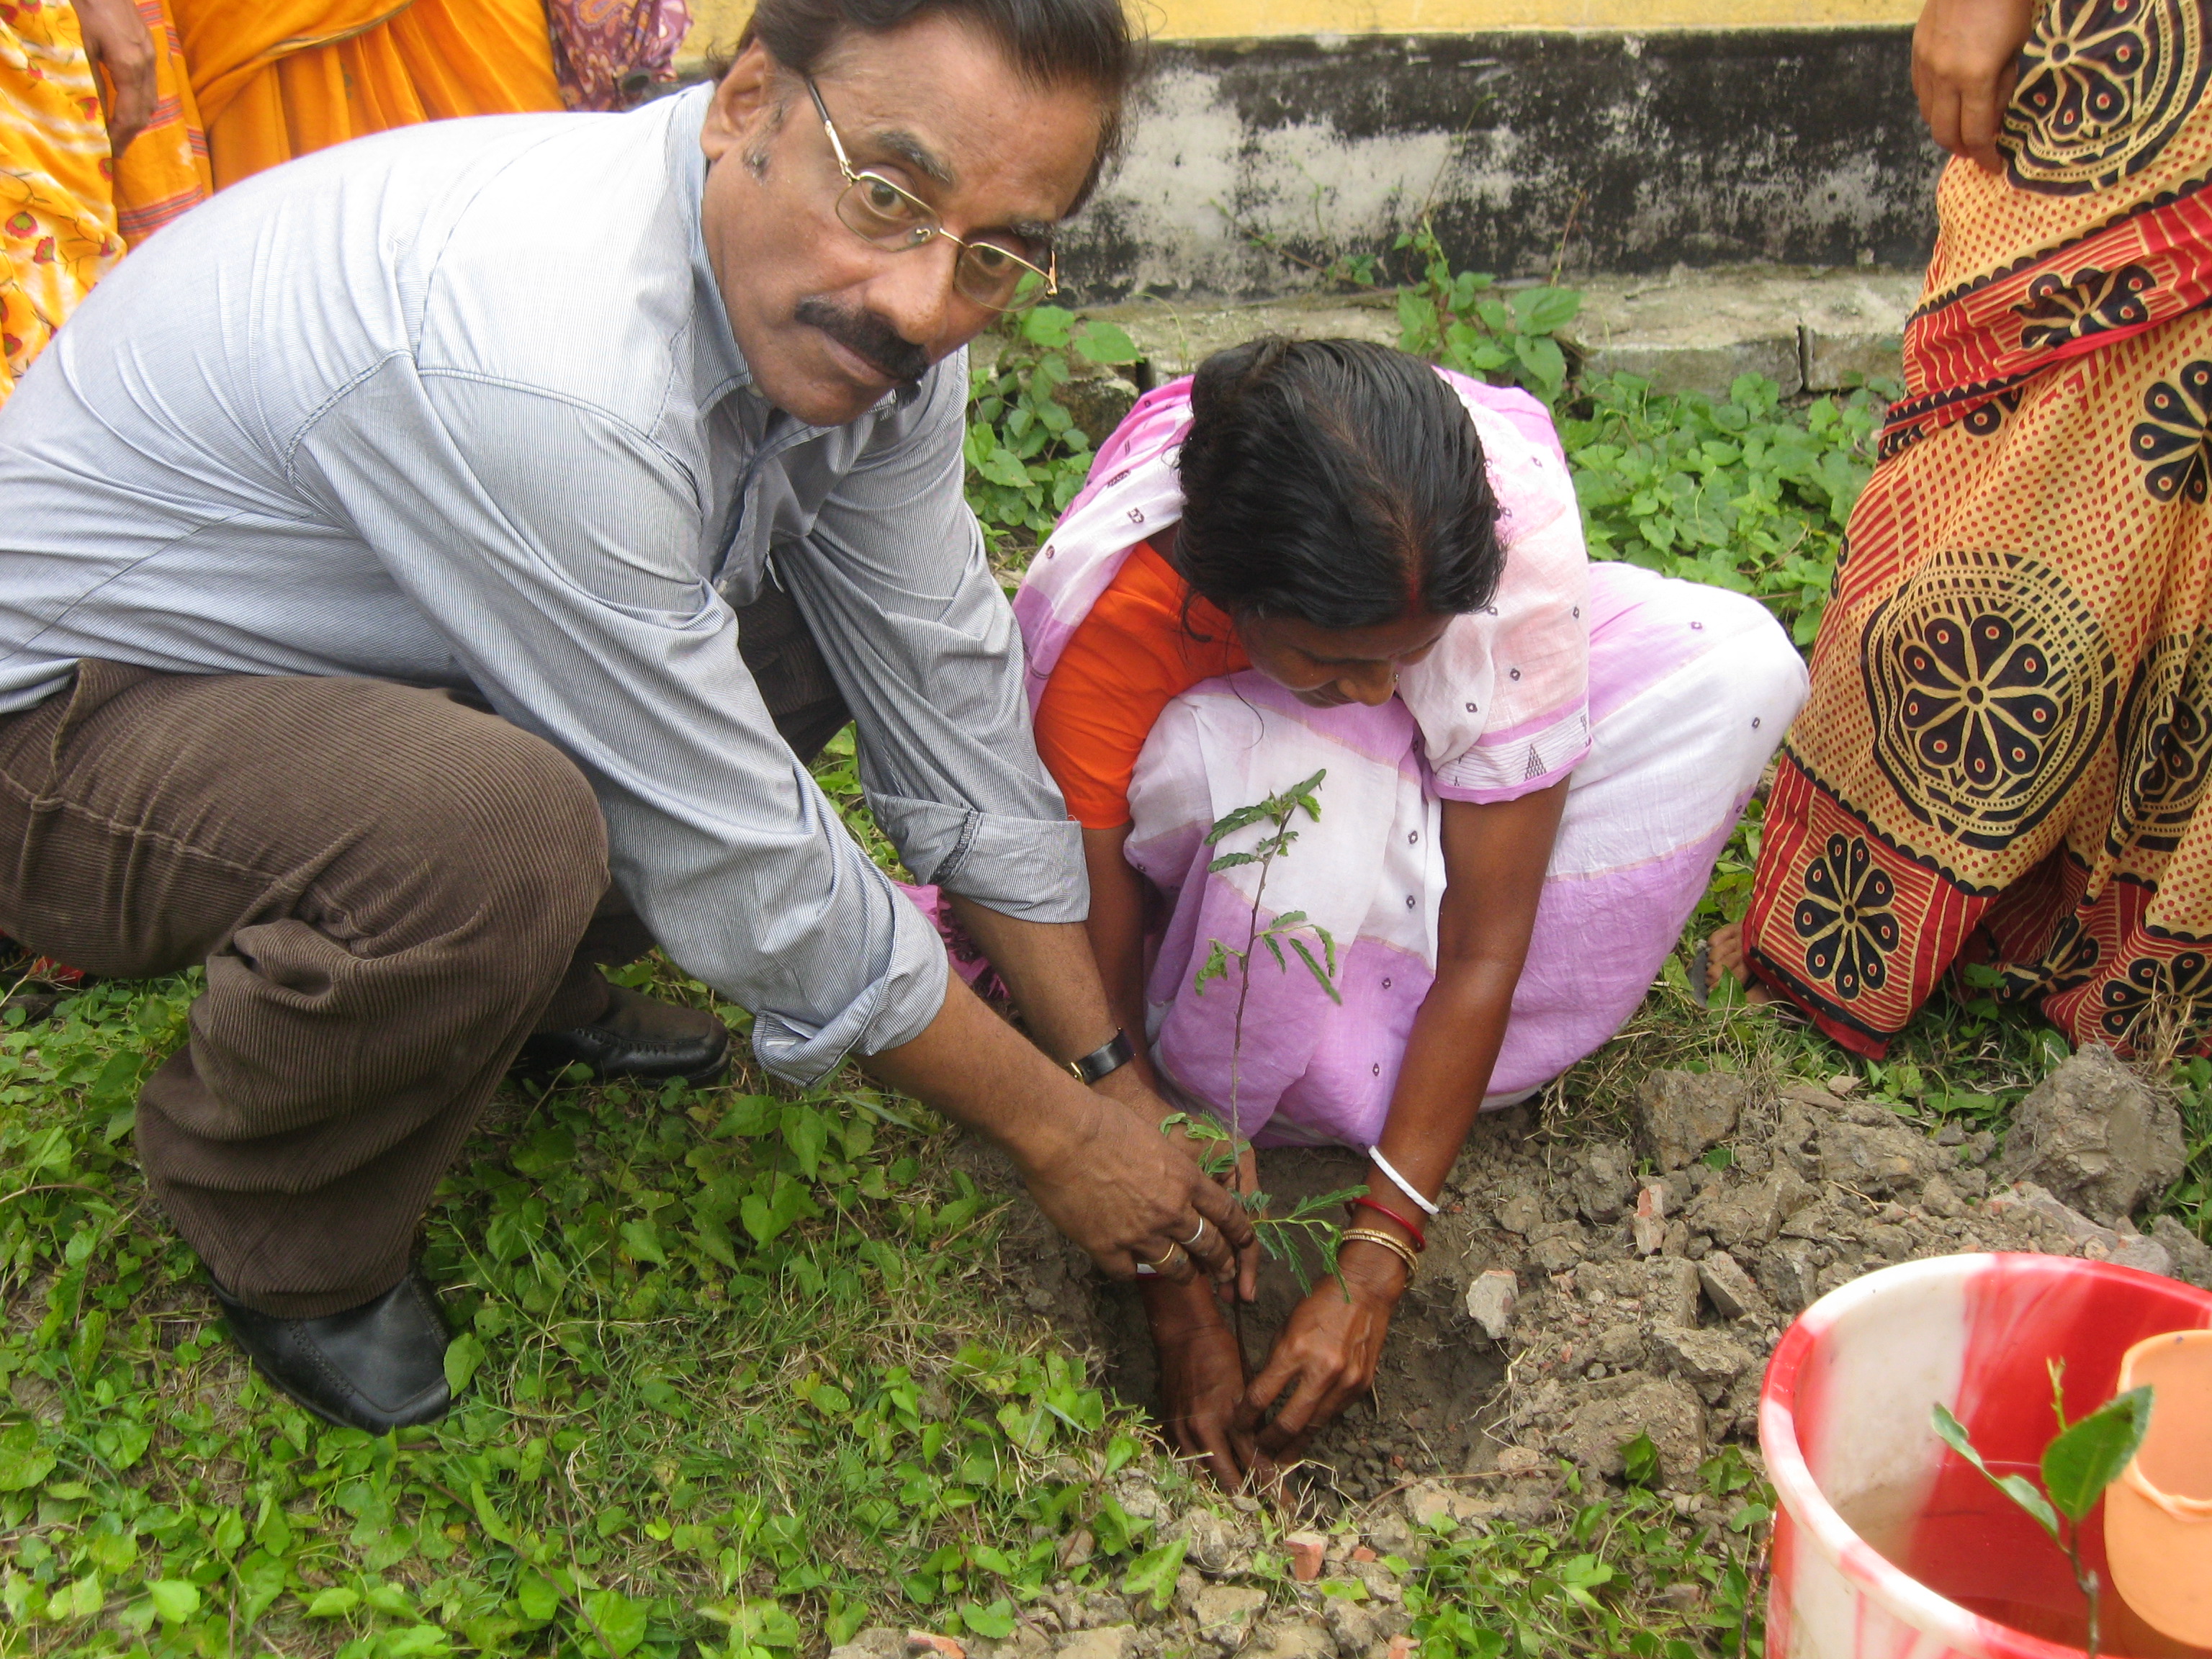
left=0, top=86, right=1083, bottom=1082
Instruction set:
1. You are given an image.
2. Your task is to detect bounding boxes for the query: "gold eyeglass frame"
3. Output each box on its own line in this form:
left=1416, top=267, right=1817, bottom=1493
left=804, top=77, right=1059, bottom=313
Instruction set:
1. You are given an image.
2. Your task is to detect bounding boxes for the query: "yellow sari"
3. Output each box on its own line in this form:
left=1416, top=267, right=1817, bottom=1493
left=171, top=0, right=563, bottom=189
left=1, top=0, right=208, bottom=403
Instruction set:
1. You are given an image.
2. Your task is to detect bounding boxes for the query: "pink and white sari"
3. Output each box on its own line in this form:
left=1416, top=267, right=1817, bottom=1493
left=1011, top=370, right=1809, bottom=1146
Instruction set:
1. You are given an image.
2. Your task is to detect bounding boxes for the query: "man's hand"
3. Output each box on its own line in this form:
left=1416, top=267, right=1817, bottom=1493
left=1912, top=0, right=2038, bottom=171
left=1097, top=1064, right=1264, bottom=1303
left=863, top=971, right=1254, bottom=1287
left=71, top=0, right=158, bottom=159
left=1017, top=1087, right=1255, bottom=1287
left=1142, top=1274, right=1258, bottom=1488
left=1233, top=1241, right=1405, bottom=1463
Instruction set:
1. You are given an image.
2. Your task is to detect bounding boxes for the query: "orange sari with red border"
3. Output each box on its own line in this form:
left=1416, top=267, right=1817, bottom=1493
left=1745, top=0, right=2212, bottom=1057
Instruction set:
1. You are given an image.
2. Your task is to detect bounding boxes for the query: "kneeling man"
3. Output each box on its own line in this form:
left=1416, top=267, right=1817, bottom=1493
left=0, top=0, right=1249, bottom=1432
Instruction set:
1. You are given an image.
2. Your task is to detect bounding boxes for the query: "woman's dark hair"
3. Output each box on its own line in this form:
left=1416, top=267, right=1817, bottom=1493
left=1173, top=337, right=1506, bottom=630
left=740, top=0, right=1139, bottom=210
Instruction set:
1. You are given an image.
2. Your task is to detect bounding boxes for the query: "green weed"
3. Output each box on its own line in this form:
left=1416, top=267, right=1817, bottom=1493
left=1392, top=220, right=1582, bottom=408
left=0, top=966, right=1190, bottom=1656
left=1563, top=372, right=1889, bottom=649
left=1406, top=1450, right=1771, bottom=1658
left=963, top=307, right=1141, bottom=555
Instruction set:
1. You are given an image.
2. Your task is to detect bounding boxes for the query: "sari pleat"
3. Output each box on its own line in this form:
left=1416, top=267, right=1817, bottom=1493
left=111, top=0, right=212, bottom=245
left=172, top=0, right=562, bottom=189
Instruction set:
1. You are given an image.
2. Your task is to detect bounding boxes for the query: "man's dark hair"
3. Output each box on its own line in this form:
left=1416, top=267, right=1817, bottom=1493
left=740, top=0, right=1138, bottom=210
left=1172, top=337, right=1507, bottom=630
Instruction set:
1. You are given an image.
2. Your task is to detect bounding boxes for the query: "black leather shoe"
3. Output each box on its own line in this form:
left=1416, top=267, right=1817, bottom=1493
left=517, top=984, right=731, bottom=1084
left=212, top=1274, right=451, bottom=1434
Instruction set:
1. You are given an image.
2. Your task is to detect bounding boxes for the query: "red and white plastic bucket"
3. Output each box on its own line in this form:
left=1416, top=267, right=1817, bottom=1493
left=1760, top=1252, right=2212, bottom=1658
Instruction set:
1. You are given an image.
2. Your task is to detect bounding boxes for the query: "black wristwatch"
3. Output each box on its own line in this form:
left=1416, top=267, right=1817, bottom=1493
left=1065, top=1028, right=1137, bottom=1084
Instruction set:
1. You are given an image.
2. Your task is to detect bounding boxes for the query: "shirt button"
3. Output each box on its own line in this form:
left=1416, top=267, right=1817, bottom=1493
left=1406, top=895, right=1417, bottom=909
left=1382, top=976, right=1393, bottom=989
left=1372, top=1062, right=1382, bottom=1076
left=1407, top=830, right=1419, bottom=844
left=1753, top=716, right=1762, bottom=729
left=1465, top=701, right=1478, bottom=713
left=1691, top=620, right=1704, bottom=630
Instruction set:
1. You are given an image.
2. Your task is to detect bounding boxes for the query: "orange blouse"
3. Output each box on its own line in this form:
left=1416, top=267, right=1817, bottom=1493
left=1033, top=540, right=1249, bottom=830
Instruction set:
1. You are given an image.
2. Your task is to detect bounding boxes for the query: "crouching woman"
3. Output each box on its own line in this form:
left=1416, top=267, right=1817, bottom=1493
left=1012, top=339, right=1808, bottom=1482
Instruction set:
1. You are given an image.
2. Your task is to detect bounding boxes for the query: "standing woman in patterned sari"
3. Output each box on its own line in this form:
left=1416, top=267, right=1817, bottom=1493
left=1709, top=0, right=2212, bottom=1055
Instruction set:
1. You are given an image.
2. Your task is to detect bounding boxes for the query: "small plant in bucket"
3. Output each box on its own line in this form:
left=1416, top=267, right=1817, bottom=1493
left=1165, top=768, right=1361, bottom=1292
left=1931, top=1361, right=2154, bottom=1658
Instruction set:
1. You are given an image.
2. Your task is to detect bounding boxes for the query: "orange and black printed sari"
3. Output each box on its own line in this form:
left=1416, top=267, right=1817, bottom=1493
left=1745, top=0, right=2212, bottom=1057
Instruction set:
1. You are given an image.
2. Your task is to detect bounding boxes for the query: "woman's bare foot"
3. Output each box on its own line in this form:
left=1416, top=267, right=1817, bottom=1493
left=1706, top=922, right=1778, bottom=1004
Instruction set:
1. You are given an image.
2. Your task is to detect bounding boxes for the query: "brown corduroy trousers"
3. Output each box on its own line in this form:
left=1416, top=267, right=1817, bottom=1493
left=0, top=584, right=848, bottom=1318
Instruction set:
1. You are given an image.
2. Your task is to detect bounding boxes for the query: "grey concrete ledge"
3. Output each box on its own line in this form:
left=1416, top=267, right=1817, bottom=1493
left=991, top=264, right=1922, bottom=402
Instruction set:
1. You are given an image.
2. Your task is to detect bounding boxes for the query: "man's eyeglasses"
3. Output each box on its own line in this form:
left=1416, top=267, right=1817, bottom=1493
left=804, top=78, right=1058, bottom=314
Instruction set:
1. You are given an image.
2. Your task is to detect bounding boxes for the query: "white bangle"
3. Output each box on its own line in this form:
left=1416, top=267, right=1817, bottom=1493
left=1369, top=1147, right=1439, bottom=1216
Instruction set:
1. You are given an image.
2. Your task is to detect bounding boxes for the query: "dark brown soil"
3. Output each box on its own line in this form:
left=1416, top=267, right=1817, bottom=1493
left=946, top=1120, right=1522, bottom=1507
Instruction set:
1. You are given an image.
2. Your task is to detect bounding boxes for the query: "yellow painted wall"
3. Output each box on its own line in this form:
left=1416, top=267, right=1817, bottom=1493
left=680, top=0, right=1917, bottom=61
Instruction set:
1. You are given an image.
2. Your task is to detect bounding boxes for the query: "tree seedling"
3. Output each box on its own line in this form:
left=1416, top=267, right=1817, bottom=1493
left=1930, top=1361, right=2154, bottom=1658
left=1164, top=769, right=1361, bottom=1295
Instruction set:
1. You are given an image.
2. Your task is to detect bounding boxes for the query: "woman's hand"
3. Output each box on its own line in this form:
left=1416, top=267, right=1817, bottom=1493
left=1912, top=0, right=2038, bottom=171
left=1142, top=1274, right=1256, bottom=1488
left=71, top=0, right=159, bottom=159
left=1233, top=1240, right=1406, bottom=1464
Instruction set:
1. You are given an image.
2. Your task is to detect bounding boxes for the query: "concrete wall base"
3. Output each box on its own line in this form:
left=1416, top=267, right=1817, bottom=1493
left=1062, top=30, right=1942, bottom=302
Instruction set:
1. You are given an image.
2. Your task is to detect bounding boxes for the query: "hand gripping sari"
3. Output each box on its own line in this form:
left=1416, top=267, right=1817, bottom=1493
left=1743, top=0, right=2212, bottom=1056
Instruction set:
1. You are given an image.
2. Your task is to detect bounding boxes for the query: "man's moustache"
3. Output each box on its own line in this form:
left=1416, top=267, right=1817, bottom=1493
left=793, top=298, right=930, bottom=385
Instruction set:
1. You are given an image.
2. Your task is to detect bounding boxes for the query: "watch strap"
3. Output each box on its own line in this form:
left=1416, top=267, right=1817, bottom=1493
left=1065, top=1028, right=1136, bottom=1085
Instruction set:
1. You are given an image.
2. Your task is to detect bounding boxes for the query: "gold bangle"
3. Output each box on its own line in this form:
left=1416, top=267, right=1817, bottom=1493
left=1341, top=1227, right=1419, bottom=1280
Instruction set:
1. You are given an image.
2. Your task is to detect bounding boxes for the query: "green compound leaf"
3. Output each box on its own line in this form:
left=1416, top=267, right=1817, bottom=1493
left=1290, top=938, right=1342, bottom=1003
left=2043, top=1385, right=2154, bottom=1524
left=1932, top=1403, right=2060, bottom=1542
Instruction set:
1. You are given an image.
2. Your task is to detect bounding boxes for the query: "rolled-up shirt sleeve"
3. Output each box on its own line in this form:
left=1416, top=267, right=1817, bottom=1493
left=288, top=356, right=949, bottom=1084
left=775, top=358, right=1088, bottom=924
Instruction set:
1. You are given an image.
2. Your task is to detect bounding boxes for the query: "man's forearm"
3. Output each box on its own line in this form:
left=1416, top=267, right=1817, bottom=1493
left=863, top=966, right=1256, bottom=1287
left=862, top=966, right=1097, bottom=1169
left=943, top=894, right=1169, bottom=1123
left=943, top=896, right=1122, bottom=1066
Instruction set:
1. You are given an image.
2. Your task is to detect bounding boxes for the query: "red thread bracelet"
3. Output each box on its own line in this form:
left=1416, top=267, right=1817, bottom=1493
left=1349, top=1195, right=1426, bottom=1250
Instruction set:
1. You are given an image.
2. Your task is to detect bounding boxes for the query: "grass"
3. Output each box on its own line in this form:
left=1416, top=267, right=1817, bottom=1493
left=7, top=287, right=2212, bottom=1658
left=1, top=966, right=1201, bottom=1656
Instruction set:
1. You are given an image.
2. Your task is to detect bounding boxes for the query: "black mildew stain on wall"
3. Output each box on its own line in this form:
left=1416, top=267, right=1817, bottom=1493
left=1063, top=28, right=1942, bottom=299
